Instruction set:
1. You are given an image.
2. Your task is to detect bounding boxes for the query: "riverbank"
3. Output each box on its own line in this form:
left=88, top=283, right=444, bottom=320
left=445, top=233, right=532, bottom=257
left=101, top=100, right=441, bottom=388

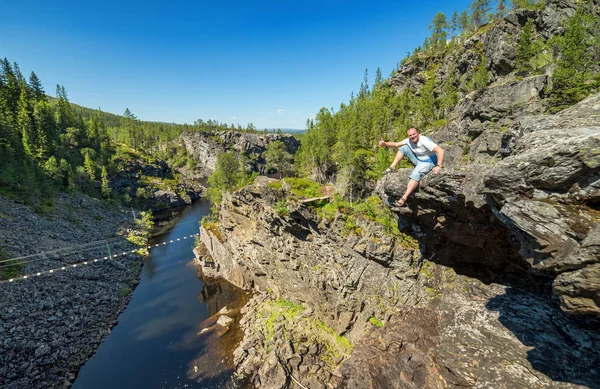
left=0, top=193, right=141, bottom=388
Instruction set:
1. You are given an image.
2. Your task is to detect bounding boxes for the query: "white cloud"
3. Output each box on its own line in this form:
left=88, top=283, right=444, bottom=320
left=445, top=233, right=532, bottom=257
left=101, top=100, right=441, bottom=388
left=277, top=109, right=284, bottom=115
left=231, top=116, right=237, bottom=119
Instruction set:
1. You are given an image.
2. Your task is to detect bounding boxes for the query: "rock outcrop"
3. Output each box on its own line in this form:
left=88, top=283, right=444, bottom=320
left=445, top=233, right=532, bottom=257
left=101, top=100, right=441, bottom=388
left=197, top=177, right=423, bottom=386
left=198, top=174, right=600, bottom=388
left=111, top=154, right=204, bottom=209
left=180, top=131, right=300, bottom=177
left=377, top=93, right=600, bottom=319
left=197, top=165, right=600, bottom=389
left=199, top=177, right=422, bottom=339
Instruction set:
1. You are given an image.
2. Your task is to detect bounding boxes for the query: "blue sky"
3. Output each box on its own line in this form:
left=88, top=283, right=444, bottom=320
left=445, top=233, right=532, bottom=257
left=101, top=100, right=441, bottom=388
left=1, top=0, right=472, bottom=129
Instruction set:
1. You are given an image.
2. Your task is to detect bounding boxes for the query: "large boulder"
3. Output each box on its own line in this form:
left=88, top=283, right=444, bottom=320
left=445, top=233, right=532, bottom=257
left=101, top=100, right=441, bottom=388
left=377, top=93, right=600, bottom=317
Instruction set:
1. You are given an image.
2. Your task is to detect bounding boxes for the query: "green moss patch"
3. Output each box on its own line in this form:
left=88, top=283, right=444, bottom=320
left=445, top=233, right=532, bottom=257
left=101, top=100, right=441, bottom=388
left=256, top=298, right=353, bottom=368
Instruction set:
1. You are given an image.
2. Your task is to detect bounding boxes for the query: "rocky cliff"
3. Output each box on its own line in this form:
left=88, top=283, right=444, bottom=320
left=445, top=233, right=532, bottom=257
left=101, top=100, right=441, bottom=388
left=110, top=149, right=204, bottom=209
left=377, top=87, right=600, bottom=321
left=180, top=131, right=300, bottom=177
left=197, top=173, right=600, bottom=388
left=197, top=177, right=424, bottom=387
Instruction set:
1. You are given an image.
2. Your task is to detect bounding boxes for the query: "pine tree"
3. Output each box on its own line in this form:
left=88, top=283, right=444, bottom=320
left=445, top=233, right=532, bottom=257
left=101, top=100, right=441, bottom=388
left=440, top=65, right=459, bottom=116
left=34, top=100, right=56, bottom=159
left=451, top=11, right=459, bottom=38
left=55, top=84, right=74, bottom=132
left=121, top=108, right=140, bottom=149
left=359, top=69, right=369, bottom=98
left=28, top=72, right=45, bottom=101
left=471, top=55, right=490, bottom=90
left=101, top=166, right=111, bottom=198
left=418, top=76, right=436, bottom=125
left=83, top=152, right=96, bottom=181
left=18, top=85, right=36, bottom=158
left=207, top=151, right=243, bottom=204
left=429, top=12, right=449, bottom=48
left=459, top=11, right=469, bottom=35
left=1, top=59, right=20, bottom=122
left=496, top=0, right=507, bottom=18
left=374, top=67, right=382, bottom=87
left=550, top=9, right=600, bottom=110
left=12, top=62, right=24, bottom=85
left=515, top=19, right=535, bottom=74
left=470, top=0, right=491, bottom=30
left=264, top=141, right=293, bottom=178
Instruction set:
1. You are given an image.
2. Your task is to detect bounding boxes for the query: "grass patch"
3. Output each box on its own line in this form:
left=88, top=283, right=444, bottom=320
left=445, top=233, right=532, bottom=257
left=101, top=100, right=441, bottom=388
left=420, top=260, right=434, bottom=278
left=0, top=247, right=23, bottom=280
left=258, top=298, right=306, bottom=340
left=268, top=181, right=283, bottom=191
left=256, top=298, right=353, bottom=369
left=369, top=317, right=384, bottom=327
left=119, top=287, right=131, bottom=298
left=114, top=144, right=158, bottom=165
left=316, top=195, right=419, bottom=249
left=201, top=217, right=223, bottom=243
left=274, top=200, right=289, bottom=216
left=284, top=177, right=323, bottom=199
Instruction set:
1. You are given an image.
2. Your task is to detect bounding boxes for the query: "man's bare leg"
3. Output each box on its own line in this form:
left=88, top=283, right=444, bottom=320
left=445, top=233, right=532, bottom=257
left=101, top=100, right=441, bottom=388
left=390, top=150, right=404, bottom=169
left=396, top=179, right=419, bottom=206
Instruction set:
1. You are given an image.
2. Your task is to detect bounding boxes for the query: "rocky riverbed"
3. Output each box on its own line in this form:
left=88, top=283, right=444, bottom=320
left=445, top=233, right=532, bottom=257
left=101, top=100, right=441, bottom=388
left=0, top=193, right=141, bottom=389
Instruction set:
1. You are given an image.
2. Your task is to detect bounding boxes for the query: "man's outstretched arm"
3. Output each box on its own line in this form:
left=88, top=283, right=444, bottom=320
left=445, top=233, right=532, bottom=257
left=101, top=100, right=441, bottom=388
left=379, top=138, right=406, bottom=148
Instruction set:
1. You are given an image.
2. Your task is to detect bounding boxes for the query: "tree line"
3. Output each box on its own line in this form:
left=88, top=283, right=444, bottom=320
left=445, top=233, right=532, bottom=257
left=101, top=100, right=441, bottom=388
left=0, top=56, right=277, bottom=208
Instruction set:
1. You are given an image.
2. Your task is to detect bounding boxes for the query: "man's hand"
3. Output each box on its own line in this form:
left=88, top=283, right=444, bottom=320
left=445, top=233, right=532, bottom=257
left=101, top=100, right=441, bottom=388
left=379, top=138, right=386, bottom=147
left=432, top=166, right=441, bottom=175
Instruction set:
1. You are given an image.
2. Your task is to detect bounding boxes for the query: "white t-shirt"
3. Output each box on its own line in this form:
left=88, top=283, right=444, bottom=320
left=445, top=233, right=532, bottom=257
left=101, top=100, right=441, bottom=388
left=401, top=136, right=438, bottom=162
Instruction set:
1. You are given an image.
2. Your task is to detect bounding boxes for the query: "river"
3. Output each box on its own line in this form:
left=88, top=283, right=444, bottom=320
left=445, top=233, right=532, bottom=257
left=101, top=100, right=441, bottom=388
left=72, top=200, right=250, bottom=389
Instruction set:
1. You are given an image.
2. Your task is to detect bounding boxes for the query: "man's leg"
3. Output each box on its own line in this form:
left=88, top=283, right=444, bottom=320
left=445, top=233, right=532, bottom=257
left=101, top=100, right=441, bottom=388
left=396, top=162, right=434, bottom=206
left=390, top=149, right=405, bottom=169
left=401, top=179, right=420, bottom=201
left=388, top=145, right=418, bottom=172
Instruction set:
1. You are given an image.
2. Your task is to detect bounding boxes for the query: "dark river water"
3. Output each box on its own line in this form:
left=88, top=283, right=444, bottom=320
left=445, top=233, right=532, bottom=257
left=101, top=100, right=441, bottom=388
left=72, top=200, right=250, bottom=389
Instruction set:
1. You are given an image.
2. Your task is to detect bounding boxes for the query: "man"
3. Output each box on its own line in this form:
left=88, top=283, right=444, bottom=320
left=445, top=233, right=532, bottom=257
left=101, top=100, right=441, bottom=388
left=378, top=127, right=445, bottom=206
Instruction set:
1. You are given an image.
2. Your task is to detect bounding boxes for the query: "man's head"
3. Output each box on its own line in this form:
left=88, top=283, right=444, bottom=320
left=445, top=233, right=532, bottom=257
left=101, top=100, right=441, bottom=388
left=407, top=127, right=420, bottom=143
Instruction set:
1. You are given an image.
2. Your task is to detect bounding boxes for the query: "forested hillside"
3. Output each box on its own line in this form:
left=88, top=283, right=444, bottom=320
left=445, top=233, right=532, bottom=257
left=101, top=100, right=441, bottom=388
left=0, top=60, right=268, bottom=210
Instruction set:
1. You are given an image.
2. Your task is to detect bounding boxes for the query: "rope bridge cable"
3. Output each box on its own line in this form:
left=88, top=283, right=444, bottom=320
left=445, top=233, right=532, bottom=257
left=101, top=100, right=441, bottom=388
left=0, top=233, right=200, bottom=284
left=0, top=236, right=128, bottom=265
left=0, top=220, right=202, bottom=267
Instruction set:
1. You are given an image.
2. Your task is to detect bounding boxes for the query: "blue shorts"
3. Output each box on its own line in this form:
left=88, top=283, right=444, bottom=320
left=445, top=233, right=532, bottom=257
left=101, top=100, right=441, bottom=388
left=399, top=145, right=436, bottom=182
